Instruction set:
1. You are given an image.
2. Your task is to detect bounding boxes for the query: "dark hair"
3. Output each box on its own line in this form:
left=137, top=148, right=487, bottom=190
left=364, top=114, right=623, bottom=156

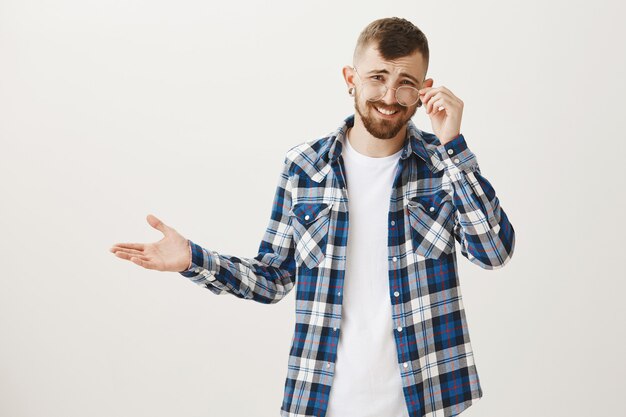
left=353, top=17, right=429, bottom=73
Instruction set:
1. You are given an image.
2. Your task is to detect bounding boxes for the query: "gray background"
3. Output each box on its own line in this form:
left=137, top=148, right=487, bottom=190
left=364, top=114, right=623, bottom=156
left=1, top=0, right=624, bottom=416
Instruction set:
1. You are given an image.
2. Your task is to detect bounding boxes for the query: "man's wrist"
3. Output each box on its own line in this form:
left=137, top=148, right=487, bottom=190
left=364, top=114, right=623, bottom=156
left=440, top=133, right=461, bottom=146
left=435, top=133, right=479, bottom=174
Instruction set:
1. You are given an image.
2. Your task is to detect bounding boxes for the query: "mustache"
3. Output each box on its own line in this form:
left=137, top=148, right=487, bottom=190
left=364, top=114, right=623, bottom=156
left=369, top=102, right=403, bottom=112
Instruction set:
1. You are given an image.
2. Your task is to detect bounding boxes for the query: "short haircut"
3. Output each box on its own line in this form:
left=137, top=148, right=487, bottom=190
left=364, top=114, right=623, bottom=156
left=353, top=17, right=429, bottom=75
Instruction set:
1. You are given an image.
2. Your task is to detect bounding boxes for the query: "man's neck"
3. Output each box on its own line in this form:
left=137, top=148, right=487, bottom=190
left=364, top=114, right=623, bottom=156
left=346, top=116, right=407, bottom=158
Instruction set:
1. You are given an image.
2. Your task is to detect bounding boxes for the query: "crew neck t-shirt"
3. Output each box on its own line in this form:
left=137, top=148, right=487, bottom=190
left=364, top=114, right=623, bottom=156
left=325, top=134, right=410, bottom=417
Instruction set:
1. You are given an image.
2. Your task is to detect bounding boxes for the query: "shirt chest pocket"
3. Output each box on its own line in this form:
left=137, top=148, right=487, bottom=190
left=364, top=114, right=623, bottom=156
left=406, top=191, right=456, bottom=259
left=289, top=202, right=333, bottom=269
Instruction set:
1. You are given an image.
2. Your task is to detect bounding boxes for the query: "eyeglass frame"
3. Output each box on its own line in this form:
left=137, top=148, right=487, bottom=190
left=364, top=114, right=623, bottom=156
left=351, top=65, right=423, bottom=107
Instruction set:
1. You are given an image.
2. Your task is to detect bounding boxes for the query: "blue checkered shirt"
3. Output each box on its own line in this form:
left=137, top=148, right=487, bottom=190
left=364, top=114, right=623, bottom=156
left=180, top=113, right=516, bottom=417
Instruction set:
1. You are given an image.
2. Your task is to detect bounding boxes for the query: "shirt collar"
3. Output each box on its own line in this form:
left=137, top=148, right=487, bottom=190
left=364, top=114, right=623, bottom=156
left=321, top=114, right=433, bottom=165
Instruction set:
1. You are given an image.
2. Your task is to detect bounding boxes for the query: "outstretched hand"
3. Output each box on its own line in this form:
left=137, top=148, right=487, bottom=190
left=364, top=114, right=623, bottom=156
left=110, top=214, right=192, bottom=272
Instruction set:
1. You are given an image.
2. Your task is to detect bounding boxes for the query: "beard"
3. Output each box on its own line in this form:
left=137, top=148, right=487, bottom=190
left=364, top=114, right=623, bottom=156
left=354, top=95, right=418, bottom=139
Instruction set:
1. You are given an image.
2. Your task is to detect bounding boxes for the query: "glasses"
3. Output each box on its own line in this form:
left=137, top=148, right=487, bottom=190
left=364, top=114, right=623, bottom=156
left=352, top=66, right=422, bottom=107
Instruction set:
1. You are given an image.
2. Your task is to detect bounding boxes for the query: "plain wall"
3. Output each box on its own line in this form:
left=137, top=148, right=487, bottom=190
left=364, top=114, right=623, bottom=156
left=1, top=0, right=624, bottom=416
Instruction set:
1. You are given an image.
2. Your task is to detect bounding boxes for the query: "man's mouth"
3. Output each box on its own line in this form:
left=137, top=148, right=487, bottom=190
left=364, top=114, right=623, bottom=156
left=373, top=105, right=400, bottom=117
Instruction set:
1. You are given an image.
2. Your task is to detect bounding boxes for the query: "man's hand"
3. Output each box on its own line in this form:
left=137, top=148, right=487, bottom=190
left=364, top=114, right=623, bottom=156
left=418, top=84, right=464, bottom=145
left=109, top=214, right=192, bottom=272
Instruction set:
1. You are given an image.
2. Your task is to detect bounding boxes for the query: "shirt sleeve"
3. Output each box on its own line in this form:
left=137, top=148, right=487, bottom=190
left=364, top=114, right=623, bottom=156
left=178, top=153, right=297, bottom=303
left=435, top=134, right=516, bottom=269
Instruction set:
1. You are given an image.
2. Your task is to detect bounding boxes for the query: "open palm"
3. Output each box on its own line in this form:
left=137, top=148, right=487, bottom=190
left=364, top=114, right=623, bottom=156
left=110, top=214, right=191, bottom=272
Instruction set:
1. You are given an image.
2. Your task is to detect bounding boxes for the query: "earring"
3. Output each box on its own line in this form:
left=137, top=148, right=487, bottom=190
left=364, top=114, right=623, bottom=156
left=348, top=87, right=355, bottom=96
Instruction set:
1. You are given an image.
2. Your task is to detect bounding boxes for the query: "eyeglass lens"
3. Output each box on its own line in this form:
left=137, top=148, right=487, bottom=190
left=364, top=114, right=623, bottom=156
left=362, top=81, right=420, bottom=106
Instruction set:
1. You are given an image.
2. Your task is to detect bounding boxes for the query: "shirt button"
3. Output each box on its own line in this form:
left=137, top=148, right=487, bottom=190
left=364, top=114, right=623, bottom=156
left=392, top=256, right=397, bottom=262
left=447, top=148, right=454, bottom=155
left=397, top=326, right=403, bottom=332
left=394, top=291, right=400, bottom=297
left=304, top=215, right=310, bottom=220
left=403, top=362, right=408, bottom=368
left=337, top=291, right=341, bottom=296
left=429, top=207, right=435, bottom=212
left=333, top=327, right=338, bottom=331
left=391, top=220, right=395, bottom=226
left=326, top=362, right=331, bottom=368
left=454, top=158, right=460, bottom=164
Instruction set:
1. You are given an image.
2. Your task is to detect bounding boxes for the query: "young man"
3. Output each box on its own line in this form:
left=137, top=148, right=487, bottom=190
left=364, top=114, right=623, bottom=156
left=110, top=17, right=515, bottom=417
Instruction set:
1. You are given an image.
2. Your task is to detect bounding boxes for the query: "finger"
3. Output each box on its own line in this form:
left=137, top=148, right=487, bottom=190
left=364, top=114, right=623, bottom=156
left=147, top=214, right=168, bottom=235
left=111, top=242, right=145, bottom=251
left=110, top=246, right=144, bottom=256
left=424, top=91, right=441, bottom=114
left=129, top=256, right=159, bottom=270
left=430, top=98, right=446, bottom=114
left=420, top=87, right=442, bottom=103
left=113, top=250, right=150, bottom=262
left=427, top=92, right=451, bottom=114
left=437, top=86, right=460, bottom=101
left=418, top=86, right=435, bottom=96
left=419, top=89, right=435, bottom=109
left=426, top=92, right=442, bottom=114
left=432, top=87, right=462, bottom=110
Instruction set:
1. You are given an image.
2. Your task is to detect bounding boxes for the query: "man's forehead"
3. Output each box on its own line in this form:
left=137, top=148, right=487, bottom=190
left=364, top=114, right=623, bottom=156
left=358, top=46, right=425, bottom=77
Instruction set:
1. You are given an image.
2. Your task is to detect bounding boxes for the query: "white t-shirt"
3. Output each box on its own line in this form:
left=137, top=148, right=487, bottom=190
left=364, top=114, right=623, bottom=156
left=325, top=133, right=410, bottom=417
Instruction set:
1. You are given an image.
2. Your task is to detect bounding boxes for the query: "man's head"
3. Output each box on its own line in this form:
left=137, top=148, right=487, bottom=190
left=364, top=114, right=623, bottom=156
left=343, top=17, right=433, bottom=139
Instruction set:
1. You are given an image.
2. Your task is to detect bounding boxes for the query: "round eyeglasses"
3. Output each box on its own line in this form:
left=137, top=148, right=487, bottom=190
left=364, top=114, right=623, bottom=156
left=352, top=66, right=422, bottom=107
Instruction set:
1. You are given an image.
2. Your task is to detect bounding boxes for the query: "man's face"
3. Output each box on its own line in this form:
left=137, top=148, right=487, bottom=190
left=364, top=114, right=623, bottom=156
left=349, top=45, right=427, bottom=139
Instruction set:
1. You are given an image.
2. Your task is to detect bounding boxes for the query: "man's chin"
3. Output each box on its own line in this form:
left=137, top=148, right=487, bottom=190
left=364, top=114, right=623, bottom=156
left=365, top=111, right=406, bottom=139
left=354, top=101, right=411, bottom=139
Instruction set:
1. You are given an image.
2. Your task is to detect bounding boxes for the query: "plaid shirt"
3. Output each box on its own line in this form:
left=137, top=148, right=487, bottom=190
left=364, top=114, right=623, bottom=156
left=180, top=113, right=516, bottom=417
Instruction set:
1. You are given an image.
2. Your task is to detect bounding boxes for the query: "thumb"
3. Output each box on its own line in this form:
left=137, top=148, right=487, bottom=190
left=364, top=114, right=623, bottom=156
left=147, top=214, right=169, bottom=235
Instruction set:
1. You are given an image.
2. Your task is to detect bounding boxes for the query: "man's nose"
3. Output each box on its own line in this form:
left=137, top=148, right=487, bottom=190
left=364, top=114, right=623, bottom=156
left=381, top=86, right=397, bottom=106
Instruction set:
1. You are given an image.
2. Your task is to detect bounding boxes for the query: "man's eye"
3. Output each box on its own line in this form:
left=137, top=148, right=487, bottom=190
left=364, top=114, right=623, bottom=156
left=402, top=80, right=415, bottom=85
left=372, top=75, right=383, bottom=81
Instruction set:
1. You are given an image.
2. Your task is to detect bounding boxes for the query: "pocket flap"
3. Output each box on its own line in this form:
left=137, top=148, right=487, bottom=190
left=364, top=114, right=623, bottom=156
left=407, top=190, right=452, bottom=217
left=290, top=202, right=333, bottom=225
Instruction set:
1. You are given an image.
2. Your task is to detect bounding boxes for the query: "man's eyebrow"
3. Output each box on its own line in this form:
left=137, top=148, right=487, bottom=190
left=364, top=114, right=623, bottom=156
left=366, top=68, right=420, bottom=84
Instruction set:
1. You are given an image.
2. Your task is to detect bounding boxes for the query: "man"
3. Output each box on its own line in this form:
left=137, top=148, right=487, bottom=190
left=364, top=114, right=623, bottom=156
left=110, top=17, right=515, bottom=417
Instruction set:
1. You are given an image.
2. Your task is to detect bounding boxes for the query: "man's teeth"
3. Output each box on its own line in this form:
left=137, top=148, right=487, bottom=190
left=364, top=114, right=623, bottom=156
left=376, top=106, right=398, bottom=115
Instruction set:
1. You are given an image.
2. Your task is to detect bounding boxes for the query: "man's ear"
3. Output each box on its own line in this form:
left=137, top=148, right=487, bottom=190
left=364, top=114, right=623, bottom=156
left=342, top=65, right=356, bottom=90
